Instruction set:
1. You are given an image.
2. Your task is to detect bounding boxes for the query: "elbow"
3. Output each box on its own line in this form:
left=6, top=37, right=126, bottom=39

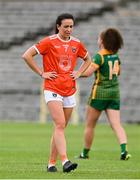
left=88, top=58, right=92, bottom=63
left=85, top=71, right=93, bottom=77
left=87, top=72, right=93, bottom=77
left=22, top=53, right=25, bottom=60
left=81, top=72, right=92, bottom=78
left=22, top=53, right=28, bottom=61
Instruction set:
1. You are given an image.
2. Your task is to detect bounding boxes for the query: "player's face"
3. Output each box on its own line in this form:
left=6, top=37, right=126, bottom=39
left=57, top=19, right=74, bottom=40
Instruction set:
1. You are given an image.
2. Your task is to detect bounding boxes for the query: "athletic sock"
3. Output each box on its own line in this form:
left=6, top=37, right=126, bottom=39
left=60, top=155, right=69, bottom=166
left=81, top=148, right=90, bottom=157
left=120, top=143, right=127, bottom=154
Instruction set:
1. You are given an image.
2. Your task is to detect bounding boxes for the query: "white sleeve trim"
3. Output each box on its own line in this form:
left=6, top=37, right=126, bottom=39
left=84, top=52, right=88, bottom=59
left=33, top=45, right=40, bottom=54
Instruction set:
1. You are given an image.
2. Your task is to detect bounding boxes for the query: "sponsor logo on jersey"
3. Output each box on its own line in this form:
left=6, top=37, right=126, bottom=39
left=59, top=55, right=72, bottom=71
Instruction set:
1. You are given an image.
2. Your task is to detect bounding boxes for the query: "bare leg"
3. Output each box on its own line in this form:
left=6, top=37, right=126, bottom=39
left=47, top=101, right=67, bottom=160
left=48, top=103, right=73, bottom=165
left=84, top=105, right=101, bottom=149
left=105, top=109, right=127, bottom=144
left=48, top=134, right=58, bottom=166
left=105, top=109, right=132, bottom=160
left=63, top=107, right=73, bottom=126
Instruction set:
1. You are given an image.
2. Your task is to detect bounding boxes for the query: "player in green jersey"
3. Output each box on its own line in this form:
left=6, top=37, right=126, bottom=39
left=78, top=28, right=131, bottom=160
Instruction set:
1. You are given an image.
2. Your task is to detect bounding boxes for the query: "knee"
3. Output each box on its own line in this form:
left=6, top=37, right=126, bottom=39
left=85, top=126, right=93, bottom=135
left=55, top=121, right=65, bottom=130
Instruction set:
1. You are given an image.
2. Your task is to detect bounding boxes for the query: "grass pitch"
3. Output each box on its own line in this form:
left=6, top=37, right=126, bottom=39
left=0, top=121, right=140, bottom=179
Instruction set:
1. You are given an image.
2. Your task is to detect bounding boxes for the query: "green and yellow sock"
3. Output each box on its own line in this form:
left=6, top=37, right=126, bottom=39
left=120, top=143, right=127, bottom=154
left=81, top=148, right=90, bottom=157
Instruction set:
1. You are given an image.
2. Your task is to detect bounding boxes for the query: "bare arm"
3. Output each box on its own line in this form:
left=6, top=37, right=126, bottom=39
left=22, top=46, right=57, bottom=80
left=80, top=62, right=99, bottom=77
left=22, top=46, right=43, bottom=76
left=71, top=53, right=92, bottom=79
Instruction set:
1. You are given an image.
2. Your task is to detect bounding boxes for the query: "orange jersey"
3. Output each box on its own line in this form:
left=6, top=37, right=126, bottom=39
left=34, top=34, right=88, bottom=96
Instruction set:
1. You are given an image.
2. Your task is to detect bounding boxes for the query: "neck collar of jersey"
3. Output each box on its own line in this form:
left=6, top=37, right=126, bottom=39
left=57, top=34, right=71, bottom=42
left=99, top=49, right=113, bottom=55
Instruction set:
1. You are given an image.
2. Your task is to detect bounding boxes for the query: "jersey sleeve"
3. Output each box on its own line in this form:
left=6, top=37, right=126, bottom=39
left=77, top=42, right=88, bottom=59
left=34, top=37, right=49, bottom=55
left=93, top=53, right=102, bottom=66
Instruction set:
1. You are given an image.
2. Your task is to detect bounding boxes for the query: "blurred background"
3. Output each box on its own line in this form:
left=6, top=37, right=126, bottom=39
left=0, top=0, right=140, bottom=124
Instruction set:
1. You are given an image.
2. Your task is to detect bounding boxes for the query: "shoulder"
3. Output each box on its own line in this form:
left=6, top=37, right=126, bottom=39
left=71, top=36, right=80, bottom=43
left=39, top=34, right=57, bottom=43
left=93, top=52, right=103, bottom=65
left=49, top=34, right=58, bottom=40
left=70, top=36, right=86, bottom=49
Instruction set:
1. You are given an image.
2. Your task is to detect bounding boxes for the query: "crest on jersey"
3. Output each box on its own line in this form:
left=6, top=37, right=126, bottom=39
left=71, top=47, right=76, bottom=53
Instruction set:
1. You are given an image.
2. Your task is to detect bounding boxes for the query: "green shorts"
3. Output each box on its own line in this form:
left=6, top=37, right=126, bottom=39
left=88, top=99, right=120, bottom=111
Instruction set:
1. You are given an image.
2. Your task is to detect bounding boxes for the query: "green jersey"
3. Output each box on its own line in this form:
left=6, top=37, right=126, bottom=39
left=91, top=49, right=120, bottom=100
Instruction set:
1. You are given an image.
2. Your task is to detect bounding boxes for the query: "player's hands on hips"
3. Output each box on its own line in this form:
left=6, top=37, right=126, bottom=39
left=70, top=71, right=81, bottom=80
left=41, top=71, right=57, bottom=80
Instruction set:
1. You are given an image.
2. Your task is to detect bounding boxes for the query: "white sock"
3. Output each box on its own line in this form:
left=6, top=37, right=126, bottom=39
left=48, top=164, right=55, bottom=168
left=62, top=159, right=69, bottom=166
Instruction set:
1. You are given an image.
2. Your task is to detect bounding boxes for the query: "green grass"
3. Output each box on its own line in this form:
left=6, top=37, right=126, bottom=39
left=0, top=121, right=140, bottom=179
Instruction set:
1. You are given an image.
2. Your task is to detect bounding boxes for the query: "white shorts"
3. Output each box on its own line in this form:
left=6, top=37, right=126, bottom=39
left=44, top=90, right=76, bottom=108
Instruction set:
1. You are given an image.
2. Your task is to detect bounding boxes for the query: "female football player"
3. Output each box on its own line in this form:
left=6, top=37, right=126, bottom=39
left=22, top=13, right=91, bottom=173
left=79, top=28, right=131, bottom=160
